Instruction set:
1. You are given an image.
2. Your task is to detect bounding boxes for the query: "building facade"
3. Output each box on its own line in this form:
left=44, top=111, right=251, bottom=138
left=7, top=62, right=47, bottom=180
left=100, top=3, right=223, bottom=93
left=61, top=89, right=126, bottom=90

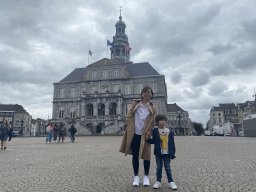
left=166, top=103, right=192, bottom=135
left=0, top=104, right=31, bottom=135
left=52, top=15, right=168, bottom=135
left=209, top=103, right=239, bottom=132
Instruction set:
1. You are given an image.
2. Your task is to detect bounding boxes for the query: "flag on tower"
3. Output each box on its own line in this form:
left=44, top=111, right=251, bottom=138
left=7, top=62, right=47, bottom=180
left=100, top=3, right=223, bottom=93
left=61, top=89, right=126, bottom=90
left=89, top=50, right=93, bottom=57
left=107, top=39, right=114, bottom=46
left=125, top=45, right=131, bottom=51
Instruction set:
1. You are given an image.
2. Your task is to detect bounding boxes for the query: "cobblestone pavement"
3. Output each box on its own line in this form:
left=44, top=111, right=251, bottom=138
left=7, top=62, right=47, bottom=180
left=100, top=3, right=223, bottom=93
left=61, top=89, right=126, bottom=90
left=0, top=136, right=256, bottom=192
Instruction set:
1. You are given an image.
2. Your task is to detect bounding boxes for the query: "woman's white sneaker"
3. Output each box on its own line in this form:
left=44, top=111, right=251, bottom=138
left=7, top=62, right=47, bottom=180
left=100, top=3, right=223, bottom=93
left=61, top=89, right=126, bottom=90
left=153, top=181, right=161, bottom=189
left=143, top=175, right=150, bottom=186
left=169, top=182, right=177, bottom=190
left=132, top=176, right=140, bottom=187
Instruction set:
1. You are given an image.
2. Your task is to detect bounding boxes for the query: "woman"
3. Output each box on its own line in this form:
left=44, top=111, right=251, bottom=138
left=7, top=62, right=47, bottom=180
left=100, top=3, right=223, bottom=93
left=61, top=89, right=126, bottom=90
left=45, top=123, right=51, bottom=143
left=1, top=120, right=11, bottom=150
left=119, top=86, right=157, bottom=187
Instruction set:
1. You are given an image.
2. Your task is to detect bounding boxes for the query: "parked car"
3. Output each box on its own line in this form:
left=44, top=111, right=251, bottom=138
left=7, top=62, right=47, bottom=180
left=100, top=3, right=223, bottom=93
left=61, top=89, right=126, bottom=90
left=239, top=131, right=245, bottom=137
left=12, top=131, right=19, bottom=137
left=204, top=130, right=211, bottom=136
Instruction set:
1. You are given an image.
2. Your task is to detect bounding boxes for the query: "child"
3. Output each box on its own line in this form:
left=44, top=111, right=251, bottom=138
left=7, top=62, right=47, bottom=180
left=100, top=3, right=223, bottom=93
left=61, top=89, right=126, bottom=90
left=146, top=114, right=177, bottom=190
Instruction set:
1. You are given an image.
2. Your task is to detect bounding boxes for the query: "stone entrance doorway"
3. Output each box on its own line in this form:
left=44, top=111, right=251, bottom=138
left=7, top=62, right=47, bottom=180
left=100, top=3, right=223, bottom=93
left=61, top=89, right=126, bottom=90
left=96, top=124, right=101, bottom=133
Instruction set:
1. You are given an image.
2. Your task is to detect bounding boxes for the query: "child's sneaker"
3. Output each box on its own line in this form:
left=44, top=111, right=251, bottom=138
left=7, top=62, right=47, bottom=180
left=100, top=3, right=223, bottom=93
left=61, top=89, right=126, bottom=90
left=169, top=182, right=177, bottom=190
left=143, top=175, right=150, bottom=186
left=132, top=176, right=140, bottom=187
left=153, top=181, right=161, bottom=189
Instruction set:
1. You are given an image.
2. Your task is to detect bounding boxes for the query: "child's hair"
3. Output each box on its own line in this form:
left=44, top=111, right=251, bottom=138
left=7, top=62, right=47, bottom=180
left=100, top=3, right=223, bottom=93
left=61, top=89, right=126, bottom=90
left=155, top=114, right=167, bottom=125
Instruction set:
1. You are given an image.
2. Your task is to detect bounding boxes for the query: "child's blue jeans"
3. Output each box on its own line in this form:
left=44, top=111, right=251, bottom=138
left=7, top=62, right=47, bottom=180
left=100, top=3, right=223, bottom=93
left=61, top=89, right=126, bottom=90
left=155, top=154, right=173, bottom=183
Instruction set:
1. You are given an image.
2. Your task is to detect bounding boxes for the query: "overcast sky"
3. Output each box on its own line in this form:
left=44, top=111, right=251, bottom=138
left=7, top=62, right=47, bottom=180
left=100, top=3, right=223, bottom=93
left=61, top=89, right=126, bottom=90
left=1, top=0, right=256, bottom=126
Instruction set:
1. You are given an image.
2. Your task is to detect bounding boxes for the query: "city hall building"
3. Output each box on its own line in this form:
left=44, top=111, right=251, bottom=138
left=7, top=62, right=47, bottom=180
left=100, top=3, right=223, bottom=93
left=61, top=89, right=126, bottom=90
left=52, top=14, right=184, bottom=135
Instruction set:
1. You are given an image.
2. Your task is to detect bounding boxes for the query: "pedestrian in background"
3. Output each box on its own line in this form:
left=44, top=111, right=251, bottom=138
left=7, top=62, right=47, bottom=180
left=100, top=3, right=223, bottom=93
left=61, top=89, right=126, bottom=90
left=53, top=123, right=59, bottom=143
left=146, top=114, right=177, bottom=190
left=70, top=124, right=77, bottom=142
left=58, top=123, right=66, bottom=143
left=1, top=120, right=11, bottom=150
left=46, top=123, right=51, bottom=143
left=49, top=123, right=53, bottom=143
left=119, top=86, right=157, bottom=187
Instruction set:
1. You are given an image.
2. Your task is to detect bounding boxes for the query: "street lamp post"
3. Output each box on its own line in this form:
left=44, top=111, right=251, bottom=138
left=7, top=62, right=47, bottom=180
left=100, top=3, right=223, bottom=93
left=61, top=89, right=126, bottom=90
left=20, top=120, right=24, bottom=136
left=177, top=111, right=182, bottom=135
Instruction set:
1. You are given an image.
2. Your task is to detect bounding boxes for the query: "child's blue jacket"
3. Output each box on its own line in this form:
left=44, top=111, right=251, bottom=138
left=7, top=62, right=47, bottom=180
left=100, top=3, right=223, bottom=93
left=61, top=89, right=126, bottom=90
left=146, top=127, right=176, bottom=159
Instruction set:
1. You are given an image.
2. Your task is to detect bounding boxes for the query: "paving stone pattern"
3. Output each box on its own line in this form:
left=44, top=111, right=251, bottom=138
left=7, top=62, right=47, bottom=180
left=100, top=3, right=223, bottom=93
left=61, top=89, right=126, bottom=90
left=0, top=136, right=256, bottom=192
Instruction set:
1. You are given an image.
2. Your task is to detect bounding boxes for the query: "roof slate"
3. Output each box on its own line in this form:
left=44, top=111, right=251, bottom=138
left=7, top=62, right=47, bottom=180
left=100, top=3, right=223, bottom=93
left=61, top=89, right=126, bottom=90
left=58, top=61, right=160, bottom=83
left=59, top=68, right=87, bottom=83
left=126, top=62, right=159, bottom=77
left=0, top=104, right=27, bottom=114
left=167, top=103, right=186, bottom=113
left=219, top=103, right=238, bottom=110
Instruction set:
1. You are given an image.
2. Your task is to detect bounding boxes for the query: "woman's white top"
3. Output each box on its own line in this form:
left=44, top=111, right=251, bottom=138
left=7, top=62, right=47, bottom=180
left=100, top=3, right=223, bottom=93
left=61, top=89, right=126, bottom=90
left=134, top=102, right=150, bottom=135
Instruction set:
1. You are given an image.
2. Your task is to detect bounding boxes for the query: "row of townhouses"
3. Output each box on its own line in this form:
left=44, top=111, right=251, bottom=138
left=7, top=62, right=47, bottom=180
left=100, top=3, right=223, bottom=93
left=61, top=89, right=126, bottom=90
left=0, top=104, right=48, bottom=136
left=209, top=100, right=256, bottom=136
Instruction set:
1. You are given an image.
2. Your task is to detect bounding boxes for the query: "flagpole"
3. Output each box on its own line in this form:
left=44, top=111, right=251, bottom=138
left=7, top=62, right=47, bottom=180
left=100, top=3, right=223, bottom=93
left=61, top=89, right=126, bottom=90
left=107, top=44, right=108, bottom=58
left=88, top=49, right=89, bottom=66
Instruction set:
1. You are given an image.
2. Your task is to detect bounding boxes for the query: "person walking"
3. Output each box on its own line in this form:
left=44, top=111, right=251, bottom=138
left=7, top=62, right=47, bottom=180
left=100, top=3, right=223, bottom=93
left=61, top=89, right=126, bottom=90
left=1, top=120, right=11, bottom=150
left=53, top=123, right=59, bottom=143
left=58, top=123, right=66, bottom=143
left=119, top=86, right=157, bottom=187
left=146, top=114, right=177, bottom=190
left=49, top=123, right=53, bottom=143
left=45, top=123, right=51, bottom=143
left=70, top=124, right=77, bottom=142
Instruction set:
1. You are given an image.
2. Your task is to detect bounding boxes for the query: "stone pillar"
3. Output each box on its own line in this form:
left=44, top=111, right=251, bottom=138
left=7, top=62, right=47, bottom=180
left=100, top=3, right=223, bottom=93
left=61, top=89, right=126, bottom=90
left=105, top=101, right=109, bottom=116
left=93, top=101, right=97, bottom=117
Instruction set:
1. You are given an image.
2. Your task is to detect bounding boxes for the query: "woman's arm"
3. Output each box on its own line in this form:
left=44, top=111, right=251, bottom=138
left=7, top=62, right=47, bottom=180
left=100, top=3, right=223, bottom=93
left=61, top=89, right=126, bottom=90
left=124, top=101, right=136, bottom=128
left=146, top=105, right=157, bottom=137
left=146, top=129, right=156, bottom=144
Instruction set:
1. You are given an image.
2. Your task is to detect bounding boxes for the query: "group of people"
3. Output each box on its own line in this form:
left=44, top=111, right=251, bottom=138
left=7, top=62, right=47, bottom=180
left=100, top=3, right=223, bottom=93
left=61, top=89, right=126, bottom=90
left=46, top=123, right=77, bottom=143
left=119, top=86, right=178, bottom=190
left=0, top=119, right=12, bottom=150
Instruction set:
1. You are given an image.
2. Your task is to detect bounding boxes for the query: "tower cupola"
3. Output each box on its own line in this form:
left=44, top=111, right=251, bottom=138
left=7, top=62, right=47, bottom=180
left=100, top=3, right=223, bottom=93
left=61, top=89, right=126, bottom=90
left=110, top=7, right=131, bottom=63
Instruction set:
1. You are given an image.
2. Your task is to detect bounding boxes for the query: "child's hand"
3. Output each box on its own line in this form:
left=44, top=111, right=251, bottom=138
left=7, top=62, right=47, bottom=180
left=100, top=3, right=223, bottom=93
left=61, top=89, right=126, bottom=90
left=170, top=155, right=176, bottom=159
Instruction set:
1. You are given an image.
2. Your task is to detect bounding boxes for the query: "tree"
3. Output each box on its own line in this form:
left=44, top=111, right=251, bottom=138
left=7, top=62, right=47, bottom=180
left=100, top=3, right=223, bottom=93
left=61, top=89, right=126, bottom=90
left=193, top=122, right=204, bottom=136
left=206, top=120, right=210, bottom=130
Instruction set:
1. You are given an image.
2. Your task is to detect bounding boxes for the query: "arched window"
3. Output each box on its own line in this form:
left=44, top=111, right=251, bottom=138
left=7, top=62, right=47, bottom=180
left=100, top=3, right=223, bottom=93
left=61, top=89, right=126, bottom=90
left=116, top=49, right=120, bottom=56
left=122, top=49, right=125, bottom=57
left=109, top=102, right=117, bottom=115
left=86, top=103, right=93, bottom=116
left=98, top=103, right=105, bottom=116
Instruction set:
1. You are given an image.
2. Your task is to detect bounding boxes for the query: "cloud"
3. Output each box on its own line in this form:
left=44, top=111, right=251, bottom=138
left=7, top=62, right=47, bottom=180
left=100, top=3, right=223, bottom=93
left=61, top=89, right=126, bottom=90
left=183, top=87, right=203, bottom=99
left=170, top=72, right=182, bottom=84
left=209, top=62, right=234, bottom=76
left=191, top=69, right=211, bottom=87
left=208, top=81, right=229, bottom=96
left=207, top=42, right=235, bottom=55
left=0, top=0, right=256, bottom=125
left=232, top=50, right=256, bottom=70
